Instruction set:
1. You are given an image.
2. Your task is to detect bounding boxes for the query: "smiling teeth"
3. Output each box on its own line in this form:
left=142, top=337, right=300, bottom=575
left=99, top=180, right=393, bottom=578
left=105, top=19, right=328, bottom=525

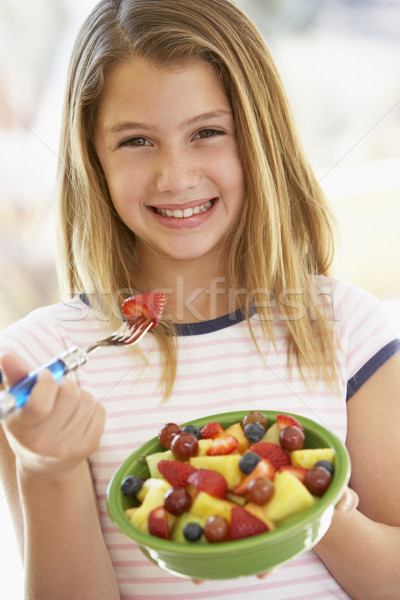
left=155, top=200, right=213, bottom=218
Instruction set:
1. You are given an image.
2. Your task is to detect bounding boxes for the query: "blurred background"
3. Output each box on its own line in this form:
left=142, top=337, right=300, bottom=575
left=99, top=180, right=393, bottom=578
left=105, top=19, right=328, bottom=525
left=0, top=0, right=399, bottom=597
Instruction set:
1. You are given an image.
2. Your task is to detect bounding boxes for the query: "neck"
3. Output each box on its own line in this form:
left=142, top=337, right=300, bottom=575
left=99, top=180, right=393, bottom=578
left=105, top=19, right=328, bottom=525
left=132, top=249, right=244, bottom=324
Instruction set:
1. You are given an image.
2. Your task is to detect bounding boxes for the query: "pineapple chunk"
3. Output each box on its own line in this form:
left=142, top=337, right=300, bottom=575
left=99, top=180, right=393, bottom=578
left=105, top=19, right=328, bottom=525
left=261, top=422, right=280, bottom=445
left=263, top=471, right=314, bottom=522
left=189, top=454, right=242, bottom=489
left=190, top=492, right=234, bottom=522
left=129, top=487, right=166, bottom=532
left=197, top=439, right=213, bottom=456
left=137, top=477, right=171, bottom=502
left=223, top=422, right=250, bottom=453
left=290, top=448, right=334, bottom=469
left=146, top=449, right=174, bottom=478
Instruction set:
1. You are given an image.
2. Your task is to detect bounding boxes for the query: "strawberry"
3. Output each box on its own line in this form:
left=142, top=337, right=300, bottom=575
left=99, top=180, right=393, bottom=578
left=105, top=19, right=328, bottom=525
left=200, top=422, right=225, bottom=439
left=157, top=460, right=197, bottom=487
left=232, top=458, right=276, bottom=495
left=278, top=465, right=308, bottom=483
left=229, top=506, right=269, bottom=540
left=276, top=413, right=304, bottom=434
left=207, top=434, right=239, bottom=456
left=249, top=442, right=290, bottom=469
left=121, top=292, right=167, bottom=329
left=148, top=506, right=169, bottom=539
left=187, top=469, right=228, bottom=499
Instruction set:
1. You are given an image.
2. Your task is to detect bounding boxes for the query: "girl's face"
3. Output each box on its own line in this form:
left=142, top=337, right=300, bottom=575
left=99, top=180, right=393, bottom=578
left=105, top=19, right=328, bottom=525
left=95, top=57, right=245, bottom=269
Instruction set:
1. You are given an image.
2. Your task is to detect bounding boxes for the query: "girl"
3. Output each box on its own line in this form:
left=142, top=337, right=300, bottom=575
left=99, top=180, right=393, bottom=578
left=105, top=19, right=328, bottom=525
left=1, top=0, right=399, bottom=598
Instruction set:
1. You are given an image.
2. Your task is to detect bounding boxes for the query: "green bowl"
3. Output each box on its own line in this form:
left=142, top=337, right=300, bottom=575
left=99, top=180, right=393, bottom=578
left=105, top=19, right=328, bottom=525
left=106, top=411, right=351, bottom=580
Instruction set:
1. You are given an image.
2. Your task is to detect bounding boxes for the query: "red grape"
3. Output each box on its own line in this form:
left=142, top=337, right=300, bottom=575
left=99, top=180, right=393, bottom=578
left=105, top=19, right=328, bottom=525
left=204, top=516, right=229, bottom=543
left=164, top=487, right=191, bottom=515
left=170, top=432, right=199, bottom=460
left=158, top=423, right=181, bottom=449
left=241, top=411, right=268, bottom=430
left=246, top=477, right=274, bottom=505
left=304, top=467, right=332, bottom=496
left=279, top=426, right=305, bottom=451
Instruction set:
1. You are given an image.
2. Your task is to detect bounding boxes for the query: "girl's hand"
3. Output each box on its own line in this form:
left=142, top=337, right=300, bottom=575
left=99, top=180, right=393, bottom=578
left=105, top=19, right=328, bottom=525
left=334, top=486, right=359, bottom=512
left=0, top=353, right=106, bottom=478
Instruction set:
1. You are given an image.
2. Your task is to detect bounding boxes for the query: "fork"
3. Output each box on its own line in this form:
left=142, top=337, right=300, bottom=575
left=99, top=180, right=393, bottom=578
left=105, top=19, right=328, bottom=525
left=0, top=315, right=153, bottom=419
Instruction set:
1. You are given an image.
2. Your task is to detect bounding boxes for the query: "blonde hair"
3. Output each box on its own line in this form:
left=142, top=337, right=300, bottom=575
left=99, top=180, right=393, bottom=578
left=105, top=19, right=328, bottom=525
left=56, top=0, right=337, bottom=398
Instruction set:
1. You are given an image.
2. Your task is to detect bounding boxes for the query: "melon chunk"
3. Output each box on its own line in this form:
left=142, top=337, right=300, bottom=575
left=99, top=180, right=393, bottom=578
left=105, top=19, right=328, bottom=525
left=261, top=422, right=280, bottom=445
left=172, top=512, right=207, bottom=543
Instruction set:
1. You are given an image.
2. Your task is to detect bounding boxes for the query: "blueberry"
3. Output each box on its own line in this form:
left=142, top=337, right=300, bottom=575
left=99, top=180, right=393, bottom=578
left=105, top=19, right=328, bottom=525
left=239, top=452, right=261, bottom=475
left=181, top=425, right=202, bottom=440
left=183, top=522, right=204, bottom=542
left=121, top=475, right=143, bottom=496
left=243, top=422, right=265, bottom=443
left=314, top=460, right=334, bottom=475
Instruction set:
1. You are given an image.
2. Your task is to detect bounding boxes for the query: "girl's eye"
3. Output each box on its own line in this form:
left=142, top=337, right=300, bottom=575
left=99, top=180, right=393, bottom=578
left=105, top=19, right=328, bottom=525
left=194, top=128, right=225, bottom=140
left=119, top=136, right=149, bottom=148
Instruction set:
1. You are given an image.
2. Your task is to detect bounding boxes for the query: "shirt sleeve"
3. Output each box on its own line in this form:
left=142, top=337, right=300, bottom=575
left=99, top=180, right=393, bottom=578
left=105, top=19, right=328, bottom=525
left=331, top=279, right=400, bottom=400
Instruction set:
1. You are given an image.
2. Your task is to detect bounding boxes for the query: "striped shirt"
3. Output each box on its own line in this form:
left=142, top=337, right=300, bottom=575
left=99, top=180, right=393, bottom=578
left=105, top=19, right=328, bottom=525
left=1, top=276, right=399, bottom=599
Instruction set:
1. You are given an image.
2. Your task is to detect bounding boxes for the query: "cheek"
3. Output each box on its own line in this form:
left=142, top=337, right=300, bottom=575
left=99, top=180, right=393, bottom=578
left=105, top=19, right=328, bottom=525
left=105, top=168, right=144, bottom=213
left=216, top=152, right=246, bottom=199
left=216, top=143, right=245, bottom=186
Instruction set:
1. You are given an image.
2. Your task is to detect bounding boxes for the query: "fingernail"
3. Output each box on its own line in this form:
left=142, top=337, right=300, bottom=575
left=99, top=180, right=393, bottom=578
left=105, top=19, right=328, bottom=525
left=336, top=490, right=359, bottom=512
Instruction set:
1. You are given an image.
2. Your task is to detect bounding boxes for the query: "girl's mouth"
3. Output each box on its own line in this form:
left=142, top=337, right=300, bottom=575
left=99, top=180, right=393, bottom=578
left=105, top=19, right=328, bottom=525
left=152, top=198, right=216, bottom=219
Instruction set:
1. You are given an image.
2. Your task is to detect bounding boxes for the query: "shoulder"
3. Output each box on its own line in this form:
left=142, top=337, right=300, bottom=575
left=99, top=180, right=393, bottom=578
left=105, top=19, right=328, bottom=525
left=314, top=276, right=400, bottom=396
left=314, top=275, right=383, bottom=307
left=314, top=275, right=397, bottom=338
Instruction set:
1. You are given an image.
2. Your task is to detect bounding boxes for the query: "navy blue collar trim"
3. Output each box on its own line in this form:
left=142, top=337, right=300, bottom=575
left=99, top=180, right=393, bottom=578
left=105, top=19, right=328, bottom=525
left=79, top=293, right=252, bottom=336
left=174, top=306, right=251, bottom=336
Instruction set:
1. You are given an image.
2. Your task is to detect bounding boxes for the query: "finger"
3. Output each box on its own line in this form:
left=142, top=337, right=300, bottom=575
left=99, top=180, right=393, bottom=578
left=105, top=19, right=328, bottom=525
left=33, top=379, right=106, bottom=455
left=52, top=388, right=106, bottom=454
left=5, top=369, right=59, bottom=431
left=81, top=401, right=106, bottom=454
left=0, top=353, right=30, bottom=386
left=335, top=487, right=359, bottom=512
left=40, top=379, right=84, bottom=432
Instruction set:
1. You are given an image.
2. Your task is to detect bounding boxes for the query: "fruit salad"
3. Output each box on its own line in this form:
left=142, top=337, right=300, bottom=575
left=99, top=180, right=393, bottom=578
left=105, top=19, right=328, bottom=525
left=121, top=412, right=335, bottom=543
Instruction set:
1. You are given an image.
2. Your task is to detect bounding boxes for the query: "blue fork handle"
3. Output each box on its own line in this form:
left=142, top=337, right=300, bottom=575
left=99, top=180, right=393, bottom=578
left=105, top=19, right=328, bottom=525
left=0, top=346, right=88, bottom=419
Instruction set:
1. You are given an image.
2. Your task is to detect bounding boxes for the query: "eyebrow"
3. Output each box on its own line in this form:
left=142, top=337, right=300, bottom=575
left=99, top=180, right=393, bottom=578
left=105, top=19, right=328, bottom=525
left=103, top=110, right=233, bottom=135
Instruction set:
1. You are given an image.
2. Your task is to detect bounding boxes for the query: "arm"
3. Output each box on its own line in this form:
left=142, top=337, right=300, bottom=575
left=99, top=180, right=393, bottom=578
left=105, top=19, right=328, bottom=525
left=0, top=353, right=120, bottom=600
left=314, top=352, right=400, bottom=600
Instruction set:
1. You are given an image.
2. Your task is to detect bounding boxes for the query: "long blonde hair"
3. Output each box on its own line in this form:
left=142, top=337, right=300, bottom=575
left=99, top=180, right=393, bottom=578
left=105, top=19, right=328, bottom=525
left=56, top=0, right=337, bottom=398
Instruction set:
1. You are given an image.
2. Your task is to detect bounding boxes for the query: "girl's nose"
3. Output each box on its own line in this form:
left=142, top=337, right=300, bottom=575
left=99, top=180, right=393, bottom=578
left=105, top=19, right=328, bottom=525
left=155, top=148, right=199, bottom=194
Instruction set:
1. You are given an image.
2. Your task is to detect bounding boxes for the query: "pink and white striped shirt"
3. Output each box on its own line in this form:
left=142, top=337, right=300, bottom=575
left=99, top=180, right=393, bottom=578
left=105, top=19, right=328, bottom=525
left=1, top=277, right=399, bottom=599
